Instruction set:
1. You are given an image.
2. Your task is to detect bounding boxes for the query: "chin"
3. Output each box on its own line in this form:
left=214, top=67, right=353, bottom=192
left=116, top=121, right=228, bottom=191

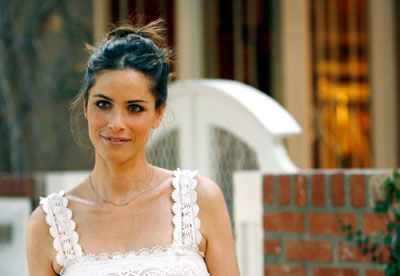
left=94, top=144, right=132, bottom=162
left=99, top=151, right=133, bottom=164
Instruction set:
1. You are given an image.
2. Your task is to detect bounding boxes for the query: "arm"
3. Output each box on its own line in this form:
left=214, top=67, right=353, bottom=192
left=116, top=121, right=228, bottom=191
left=26, top=206, right=58, bottom=276
left=197, top=176, right=240, bottom=276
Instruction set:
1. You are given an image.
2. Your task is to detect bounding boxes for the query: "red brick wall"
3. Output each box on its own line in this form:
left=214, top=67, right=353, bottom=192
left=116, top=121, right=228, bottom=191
left=263, top=170, right=390, bottom=276
left=0, top=175, right=35, bottom=198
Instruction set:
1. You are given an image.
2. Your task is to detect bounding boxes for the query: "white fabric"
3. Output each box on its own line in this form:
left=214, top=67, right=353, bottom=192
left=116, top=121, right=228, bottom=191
left=40, top=169, right=210, bottom=276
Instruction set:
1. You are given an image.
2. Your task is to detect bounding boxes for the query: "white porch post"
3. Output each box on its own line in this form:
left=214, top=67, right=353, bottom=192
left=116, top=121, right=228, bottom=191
left=233, top=171, right=263, bottom=276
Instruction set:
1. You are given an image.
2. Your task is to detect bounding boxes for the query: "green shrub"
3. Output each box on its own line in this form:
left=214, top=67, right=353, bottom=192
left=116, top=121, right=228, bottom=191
left=341, top=171, right=400, bottom=275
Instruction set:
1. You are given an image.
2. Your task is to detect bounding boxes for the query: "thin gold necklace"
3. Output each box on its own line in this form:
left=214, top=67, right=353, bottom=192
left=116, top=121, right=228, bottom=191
left=89, top=166, right=155, bottom=206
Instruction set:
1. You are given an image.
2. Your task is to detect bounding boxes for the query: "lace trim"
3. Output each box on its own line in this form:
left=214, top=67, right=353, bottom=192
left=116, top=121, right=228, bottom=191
left=40, top=191, right=83, bottom=267
left=63, top=251, right=210, bottom=276
left=172, top=169, right=202, bottom=249
left=81, top=244, right=204, bottom=262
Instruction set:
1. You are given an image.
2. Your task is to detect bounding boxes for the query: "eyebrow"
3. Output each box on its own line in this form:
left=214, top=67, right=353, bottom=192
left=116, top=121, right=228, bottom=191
left=93, top=94, right=149, bottom=104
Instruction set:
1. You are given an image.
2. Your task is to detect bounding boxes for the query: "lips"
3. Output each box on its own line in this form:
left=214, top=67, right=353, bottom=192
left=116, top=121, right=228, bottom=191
left=101, top=135, right=131, bottom=145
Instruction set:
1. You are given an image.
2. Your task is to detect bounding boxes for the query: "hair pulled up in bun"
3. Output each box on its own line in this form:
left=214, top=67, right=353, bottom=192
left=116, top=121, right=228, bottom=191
left=70, top=18, right=172, bottom=145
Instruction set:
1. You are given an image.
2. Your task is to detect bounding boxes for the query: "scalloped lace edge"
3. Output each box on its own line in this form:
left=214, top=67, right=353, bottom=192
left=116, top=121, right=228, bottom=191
left=40, top=191, right=83, bottom=267
left=171, top=169, right=203, bottom=250
left=41, top=194, right=65, bottom=266
left=81, top=244, right=205, bottom=261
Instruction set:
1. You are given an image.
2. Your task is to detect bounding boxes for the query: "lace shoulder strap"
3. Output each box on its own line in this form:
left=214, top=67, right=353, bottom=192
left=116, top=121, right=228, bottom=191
left=40, top=191, right=83, bottom=267
left=171, top=169, right=202, bottom=249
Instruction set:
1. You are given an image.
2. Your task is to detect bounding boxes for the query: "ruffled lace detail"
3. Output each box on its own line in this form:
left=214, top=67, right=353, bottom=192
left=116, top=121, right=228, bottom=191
left=82, top=245, right=175, bottom=261
left=63, top=247, right=209, bottom=276
left=172, top=169, right=202, bottom=249
left=40, top=191, right=83, bottom=267
left=81, top=244, right=205, bottom=262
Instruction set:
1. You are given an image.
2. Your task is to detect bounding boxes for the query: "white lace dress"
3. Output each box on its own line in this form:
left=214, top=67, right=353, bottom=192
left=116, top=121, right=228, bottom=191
left=40, top=169, right=210, bottom=276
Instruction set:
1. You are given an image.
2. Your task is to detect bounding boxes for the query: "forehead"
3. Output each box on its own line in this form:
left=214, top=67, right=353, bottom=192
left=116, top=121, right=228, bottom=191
left=90, top=69, right=153, bottom=100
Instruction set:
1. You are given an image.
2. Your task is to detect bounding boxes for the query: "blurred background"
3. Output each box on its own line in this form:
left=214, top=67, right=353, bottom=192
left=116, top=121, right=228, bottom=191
left=0, top=0, right=398, bottom=173
left=0, top=0, right=399, bottom=275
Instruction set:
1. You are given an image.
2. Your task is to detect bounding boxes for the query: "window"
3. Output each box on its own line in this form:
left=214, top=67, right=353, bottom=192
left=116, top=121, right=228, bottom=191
left=311, top=0, right=371, bottom=168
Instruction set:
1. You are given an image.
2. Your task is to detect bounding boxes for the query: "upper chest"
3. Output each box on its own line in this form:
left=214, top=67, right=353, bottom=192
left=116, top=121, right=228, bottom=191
left=68, top=183, right=175, bottom=254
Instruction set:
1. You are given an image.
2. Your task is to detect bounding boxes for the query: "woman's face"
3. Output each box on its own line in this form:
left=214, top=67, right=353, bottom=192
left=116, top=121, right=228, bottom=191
left=85, top=69, right=165, bottom=163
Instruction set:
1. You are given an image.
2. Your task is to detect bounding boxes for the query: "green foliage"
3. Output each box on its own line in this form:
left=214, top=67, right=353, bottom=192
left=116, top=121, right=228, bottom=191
left=341, top=171, right=400, bottom=276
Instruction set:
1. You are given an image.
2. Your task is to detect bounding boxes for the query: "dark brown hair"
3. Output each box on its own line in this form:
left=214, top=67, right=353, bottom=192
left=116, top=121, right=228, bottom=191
left=70, top=18, right=172, bottom=145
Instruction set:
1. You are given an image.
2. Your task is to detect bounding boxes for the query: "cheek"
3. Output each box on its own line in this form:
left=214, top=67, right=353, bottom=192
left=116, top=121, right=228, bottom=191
left=87, top=110, right=107, bottom=132
left=129, top=116, right=152, bottom=134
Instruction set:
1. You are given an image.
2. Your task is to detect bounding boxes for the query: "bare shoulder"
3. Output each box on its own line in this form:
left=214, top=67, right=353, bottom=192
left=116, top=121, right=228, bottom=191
left=27, top=204, right=50, bottom=240
left=194, top=174, right=229, bottom=239
left=27, top=204, right=57, bottom=274
left=194, top=173, right=240, bottom=274
left=195, top=174, right=225, bottom=208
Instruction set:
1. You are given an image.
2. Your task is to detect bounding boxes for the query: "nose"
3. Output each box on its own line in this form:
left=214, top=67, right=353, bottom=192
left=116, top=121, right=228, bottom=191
left=108, top=109, right=126, bottom=132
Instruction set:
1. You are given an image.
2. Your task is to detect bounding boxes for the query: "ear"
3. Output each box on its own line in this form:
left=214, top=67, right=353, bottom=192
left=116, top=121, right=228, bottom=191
left=152, top=103, right=166, bottom=129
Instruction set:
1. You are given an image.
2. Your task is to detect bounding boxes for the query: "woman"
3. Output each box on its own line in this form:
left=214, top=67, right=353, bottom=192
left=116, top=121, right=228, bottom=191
left=26, top=19, right=240, bottom=276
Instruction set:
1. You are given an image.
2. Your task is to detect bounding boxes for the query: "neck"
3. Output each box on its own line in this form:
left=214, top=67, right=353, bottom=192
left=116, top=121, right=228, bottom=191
left=91, top=151, right=153, bottom=204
